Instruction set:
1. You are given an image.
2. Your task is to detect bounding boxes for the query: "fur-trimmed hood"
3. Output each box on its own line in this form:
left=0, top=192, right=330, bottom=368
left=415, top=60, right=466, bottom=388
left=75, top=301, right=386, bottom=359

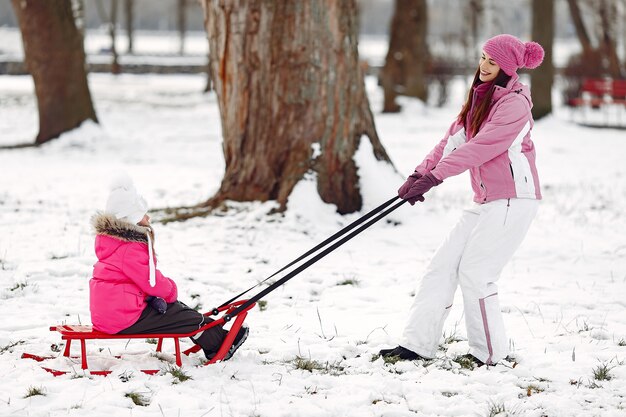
left=92, top=212, right=158, bottom=287
left=91, top=212, right=152, bottom=244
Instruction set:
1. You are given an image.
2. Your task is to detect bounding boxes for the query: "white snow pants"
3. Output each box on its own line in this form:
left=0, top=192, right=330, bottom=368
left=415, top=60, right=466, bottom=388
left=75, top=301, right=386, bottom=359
left=401, top=198, right=539, bottom=364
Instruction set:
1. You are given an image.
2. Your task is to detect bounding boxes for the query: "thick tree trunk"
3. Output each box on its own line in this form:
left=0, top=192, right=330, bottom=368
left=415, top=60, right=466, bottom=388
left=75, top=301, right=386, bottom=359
left=12, top=0, right=98, bottom=145
left=202, top=0, right=392, bottom=214
left=531, top=0, right=554, bottom=120
left=380, top=0, right=429, bottom=113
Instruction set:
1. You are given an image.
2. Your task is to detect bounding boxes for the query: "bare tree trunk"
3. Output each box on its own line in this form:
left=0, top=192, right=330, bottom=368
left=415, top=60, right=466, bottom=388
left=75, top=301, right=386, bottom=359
left=623, top=0, right=626, bottom=67
left=12, top=0, right=98, bottom=145
left=468, top=0, right=484, bottom=63
left=125, top=0, right=134, bottom=54
left=201, top=0, right=392, bottom=214
left=380, top=0, right=429, bottom=113
left=204, top=48, right=212, bottom=93
left=96, top=0, right=120, bottom=73
left=531, top=0, right=554, bottom=120
left=178, top=0, right=187, bottom=55
left=110, top=0, right=120, bottom=73
left=567, top=0, right=594, bottom=56
left=598, top=0, right=623, bottom=78
left=72, top=0, right=86, bottom=39
left=202, top=5, right=212, bottom=93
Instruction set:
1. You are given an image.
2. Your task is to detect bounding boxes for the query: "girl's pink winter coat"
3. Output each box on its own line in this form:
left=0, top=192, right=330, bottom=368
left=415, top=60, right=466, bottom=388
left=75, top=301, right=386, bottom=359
left=415, top=74, right=542, bottom=204
left=90, top=214, right=178, bottom=334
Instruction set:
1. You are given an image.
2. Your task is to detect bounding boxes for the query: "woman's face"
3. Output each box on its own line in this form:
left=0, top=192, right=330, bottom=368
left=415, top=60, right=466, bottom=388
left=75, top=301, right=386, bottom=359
left=138, top=214, right=151, bottom=226
left=479, top=51, right=500, bottom=82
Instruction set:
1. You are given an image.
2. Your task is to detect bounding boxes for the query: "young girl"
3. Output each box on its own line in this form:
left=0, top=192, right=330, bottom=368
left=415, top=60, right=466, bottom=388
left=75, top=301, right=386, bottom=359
left=90, top=175, right=248, bottom=361
left=380, top=34, right=544, bottom=366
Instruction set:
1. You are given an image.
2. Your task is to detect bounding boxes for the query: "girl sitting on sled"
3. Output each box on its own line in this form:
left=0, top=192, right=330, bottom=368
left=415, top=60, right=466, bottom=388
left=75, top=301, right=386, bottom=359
left=89, top=174, right=248, bottom=361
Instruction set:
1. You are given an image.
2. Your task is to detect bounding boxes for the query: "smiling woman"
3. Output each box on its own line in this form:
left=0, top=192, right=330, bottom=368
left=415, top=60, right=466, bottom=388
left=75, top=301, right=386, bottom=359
left=381, top=34, right=545, bottom=367
left=479, top=52, right=501, bottom=82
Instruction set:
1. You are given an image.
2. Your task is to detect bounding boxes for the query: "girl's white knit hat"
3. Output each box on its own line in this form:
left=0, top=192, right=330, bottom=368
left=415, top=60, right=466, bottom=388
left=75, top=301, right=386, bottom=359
left=105, top=173, right=148, bottom=225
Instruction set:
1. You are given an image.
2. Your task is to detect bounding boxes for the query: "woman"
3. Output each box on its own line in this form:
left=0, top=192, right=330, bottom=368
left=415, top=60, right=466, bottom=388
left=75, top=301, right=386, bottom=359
left=380, top=34, right=544, bottom=366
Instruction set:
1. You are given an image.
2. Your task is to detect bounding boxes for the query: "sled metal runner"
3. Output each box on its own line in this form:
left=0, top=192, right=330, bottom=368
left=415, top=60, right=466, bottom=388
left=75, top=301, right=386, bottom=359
left=24, top=196, right=406, bottom=376
left=22, top=300, right=254, bottom=376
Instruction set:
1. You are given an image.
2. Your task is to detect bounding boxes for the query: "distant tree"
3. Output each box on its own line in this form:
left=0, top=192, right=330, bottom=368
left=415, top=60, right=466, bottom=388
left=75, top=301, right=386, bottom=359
left=566, top=0, right=623, bottom=79
left=201, top=0, right=392, bottom=214
left=531, top=0, right=554, bottom=120
left=125, top=0, right=134, bottom=54
left=201, top=2, right=212, bottom=93
left=178, top=0, right=187, bottom=55
left=566, top=0, right=593, bottom=57
left=96, top=0, right=120, bottom=73
left=596, top=0, right=623, bottom=78
left=11, top=0, right=98, bottom=145
left=109, top=0, right=120, bottom=73
left=73, top=0, right=86, bottom=39
left=466, top=0, right=484, bottom=63
left=380, top=0, right=429, bottom=112
left=203, top=48, right=212, bottom=93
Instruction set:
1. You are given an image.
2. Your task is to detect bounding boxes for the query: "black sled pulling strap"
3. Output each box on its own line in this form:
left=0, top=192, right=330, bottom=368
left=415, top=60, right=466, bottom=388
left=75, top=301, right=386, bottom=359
left=220, top=196, right=407, bottom=322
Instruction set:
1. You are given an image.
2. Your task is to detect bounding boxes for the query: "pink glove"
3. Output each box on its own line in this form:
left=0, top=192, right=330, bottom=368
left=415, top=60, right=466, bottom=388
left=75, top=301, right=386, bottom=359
left=398, top=171, right=422, bottom=198
left=402, top=172, right=443, bottom=205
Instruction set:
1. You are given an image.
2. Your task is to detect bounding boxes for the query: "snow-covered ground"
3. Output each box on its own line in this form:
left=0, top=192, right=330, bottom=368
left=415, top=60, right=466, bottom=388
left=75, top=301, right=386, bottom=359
left=1, top=67, right=625, bottom=416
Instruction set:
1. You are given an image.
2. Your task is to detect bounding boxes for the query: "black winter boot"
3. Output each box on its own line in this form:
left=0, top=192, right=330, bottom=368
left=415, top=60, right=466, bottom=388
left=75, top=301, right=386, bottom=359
left=378, top=347, right=397, bottom=357
left=456, top=353, right=494, bottom=368
left=222, top=325, right=249, bottom=361
left=204, top=325, right=249, bottom=361
left=379, top=345, right=422, bottom=361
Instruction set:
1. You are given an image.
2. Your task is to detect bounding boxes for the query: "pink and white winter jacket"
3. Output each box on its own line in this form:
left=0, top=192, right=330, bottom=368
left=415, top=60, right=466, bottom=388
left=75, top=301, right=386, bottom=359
left=90, top=213, right=178, bottom=334
left=415, top=74, right=541, bottom=203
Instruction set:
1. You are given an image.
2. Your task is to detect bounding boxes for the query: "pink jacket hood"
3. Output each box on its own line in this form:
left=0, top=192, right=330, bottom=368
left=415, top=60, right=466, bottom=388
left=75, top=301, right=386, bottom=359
left=415, top=74, right=541, bottom=203
left=89, top=213, right=177, bottom=334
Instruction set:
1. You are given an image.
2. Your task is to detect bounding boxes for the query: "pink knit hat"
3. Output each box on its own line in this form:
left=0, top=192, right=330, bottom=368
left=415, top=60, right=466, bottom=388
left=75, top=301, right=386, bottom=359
left=483, top=34, right=545, bottom=76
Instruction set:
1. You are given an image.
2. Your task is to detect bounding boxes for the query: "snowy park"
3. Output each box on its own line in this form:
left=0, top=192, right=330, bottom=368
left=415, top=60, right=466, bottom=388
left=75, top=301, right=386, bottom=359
left=1, top=68, right=625, bottom=417
left=1, top=1, right=626, bottom=416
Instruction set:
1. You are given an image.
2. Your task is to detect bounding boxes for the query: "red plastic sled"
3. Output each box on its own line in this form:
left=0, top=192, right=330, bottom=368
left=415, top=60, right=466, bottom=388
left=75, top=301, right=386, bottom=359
left=22, top=300, right=255, bottom=376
